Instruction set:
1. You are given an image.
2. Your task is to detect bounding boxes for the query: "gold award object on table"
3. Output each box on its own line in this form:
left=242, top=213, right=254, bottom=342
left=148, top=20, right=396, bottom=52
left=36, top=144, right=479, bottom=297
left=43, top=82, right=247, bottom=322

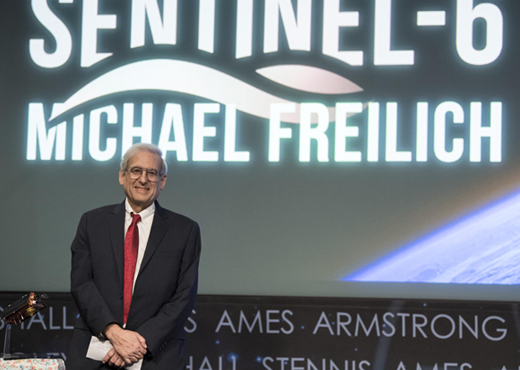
left=1, top=293, right=46, bottom=325
left=1, top=292, right=47, bottom=359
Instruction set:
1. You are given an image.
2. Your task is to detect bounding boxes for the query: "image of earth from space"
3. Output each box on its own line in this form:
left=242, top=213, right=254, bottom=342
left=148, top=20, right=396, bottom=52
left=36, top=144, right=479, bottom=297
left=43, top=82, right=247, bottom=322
left=344, top=190, right=520, bottom=285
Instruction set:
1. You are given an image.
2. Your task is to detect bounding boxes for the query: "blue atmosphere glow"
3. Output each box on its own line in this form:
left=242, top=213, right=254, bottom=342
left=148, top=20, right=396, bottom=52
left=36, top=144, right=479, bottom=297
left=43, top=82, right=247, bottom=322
left=344, top=190, right=520, bottom=284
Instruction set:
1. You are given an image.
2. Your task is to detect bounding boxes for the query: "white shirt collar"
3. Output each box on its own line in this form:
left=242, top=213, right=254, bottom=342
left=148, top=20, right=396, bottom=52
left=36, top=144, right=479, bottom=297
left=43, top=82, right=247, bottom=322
left=124, top=199, right=155, bottom=226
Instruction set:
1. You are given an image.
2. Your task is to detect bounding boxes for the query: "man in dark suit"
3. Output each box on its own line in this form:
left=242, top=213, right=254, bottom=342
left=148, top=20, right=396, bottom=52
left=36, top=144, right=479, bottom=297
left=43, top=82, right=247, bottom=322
left=68, top=143, right=201, bottom=369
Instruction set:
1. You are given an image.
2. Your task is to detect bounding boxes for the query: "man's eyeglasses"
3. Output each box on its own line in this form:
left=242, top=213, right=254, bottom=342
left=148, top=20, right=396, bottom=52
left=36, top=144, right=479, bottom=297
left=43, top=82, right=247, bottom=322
left=126, top=166, right=162, bottom=182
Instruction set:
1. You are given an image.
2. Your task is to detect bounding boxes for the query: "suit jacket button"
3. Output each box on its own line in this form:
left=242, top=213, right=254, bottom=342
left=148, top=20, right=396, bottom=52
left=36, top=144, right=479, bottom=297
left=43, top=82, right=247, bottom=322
left=118, top=294, right=122, bottom=299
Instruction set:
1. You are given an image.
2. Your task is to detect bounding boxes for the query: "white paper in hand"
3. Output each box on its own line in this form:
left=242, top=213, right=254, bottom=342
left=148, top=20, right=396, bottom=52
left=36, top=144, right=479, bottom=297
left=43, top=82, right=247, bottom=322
left=86, top=336, right=143, bottom=370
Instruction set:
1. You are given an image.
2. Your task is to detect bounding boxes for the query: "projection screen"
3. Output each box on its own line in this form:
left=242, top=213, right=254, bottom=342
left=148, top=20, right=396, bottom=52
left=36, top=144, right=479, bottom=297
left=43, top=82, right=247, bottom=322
left=1, top=0, right=519, bottom=300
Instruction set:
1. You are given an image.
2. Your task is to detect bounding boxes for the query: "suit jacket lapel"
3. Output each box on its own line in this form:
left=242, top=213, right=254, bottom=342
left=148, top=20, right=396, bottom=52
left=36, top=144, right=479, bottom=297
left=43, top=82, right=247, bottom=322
left=108, top=201, right=126, bottom=285
left=139, top=201, right=169, bottom=274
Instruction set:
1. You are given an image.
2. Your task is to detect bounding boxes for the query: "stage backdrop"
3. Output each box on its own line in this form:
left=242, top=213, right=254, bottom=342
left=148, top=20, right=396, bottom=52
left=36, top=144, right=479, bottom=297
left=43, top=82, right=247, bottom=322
left=1, top=0, right=520, bottom=300
left=1, top=293, right=520, bottom=370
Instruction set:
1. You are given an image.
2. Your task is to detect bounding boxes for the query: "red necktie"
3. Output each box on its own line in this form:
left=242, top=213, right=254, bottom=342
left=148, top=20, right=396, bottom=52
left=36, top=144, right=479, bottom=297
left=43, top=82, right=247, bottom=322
left=123, top=212, right=141, bottom=324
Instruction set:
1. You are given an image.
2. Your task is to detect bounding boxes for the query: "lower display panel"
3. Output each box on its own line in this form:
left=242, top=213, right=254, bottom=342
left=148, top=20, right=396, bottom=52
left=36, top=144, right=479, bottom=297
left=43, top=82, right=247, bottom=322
left=0, top=292, right=519, bottom=369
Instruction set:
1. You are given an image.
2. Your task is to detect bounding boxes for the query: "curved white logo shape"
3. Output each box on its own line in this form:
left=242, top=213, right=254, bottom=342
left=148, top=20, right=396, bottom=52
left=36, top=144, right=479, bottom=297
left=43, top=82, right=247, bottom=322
left=256, top=65, right=363, bottom=95
left=50, top=59, right=342, bottom=123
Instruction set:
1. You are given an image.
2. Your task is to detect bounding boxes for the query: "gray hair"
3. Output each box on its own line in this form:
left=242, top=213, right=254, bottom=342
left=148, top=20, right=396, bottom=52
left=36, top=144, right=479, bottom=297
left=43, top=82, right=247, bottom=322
left=120, top=143, right=168, bottom=175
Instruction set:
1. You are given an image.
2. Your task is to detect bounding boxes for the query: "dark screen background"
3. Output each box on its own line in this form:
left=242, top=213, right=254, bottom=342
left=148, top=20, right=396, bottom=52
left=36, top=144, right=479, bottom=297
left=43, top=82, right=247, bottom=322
left=1, top=0, right=519, bottom=300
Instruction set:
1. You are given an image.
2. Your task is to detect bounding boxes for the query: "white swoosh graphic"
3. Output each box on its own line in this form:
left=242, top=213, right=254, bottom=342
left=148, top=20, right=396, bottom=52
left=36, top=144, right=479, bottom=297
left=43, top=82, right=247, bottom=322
left=256, top=65, right=363, bottom=95
left=49, top=59, right=336, bottom=123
